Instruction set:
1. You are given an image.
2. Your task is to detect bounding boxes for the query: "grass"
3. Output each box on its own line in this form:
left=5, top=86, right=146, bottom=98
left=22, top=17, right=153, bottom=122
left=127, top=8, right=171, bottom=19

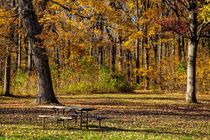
left=0, top=92, right=210, bottom=140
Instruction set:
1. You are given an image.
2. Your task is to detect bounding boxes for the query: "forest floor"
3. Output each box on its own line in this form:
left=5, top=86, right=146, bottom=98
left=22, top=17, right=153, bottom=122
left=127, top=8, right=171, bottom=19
left=0, top=92, right=209, bottom=140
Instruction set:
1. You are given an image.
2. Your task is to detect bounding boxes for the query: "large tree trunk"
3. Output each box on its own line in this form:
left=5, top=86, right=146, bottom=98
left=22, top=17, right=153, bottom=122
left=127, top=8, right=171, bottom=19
left=186, top=0, right=198, bottom=103
left=20, top=0, right=59, bottom=104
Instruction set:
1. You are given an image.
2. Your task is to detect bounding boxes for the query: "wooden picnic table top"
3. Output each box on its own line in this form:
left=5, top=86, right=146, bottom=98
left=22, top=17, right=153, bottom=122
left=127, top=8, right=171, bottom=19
left=38, top=105, right=96, bottom=111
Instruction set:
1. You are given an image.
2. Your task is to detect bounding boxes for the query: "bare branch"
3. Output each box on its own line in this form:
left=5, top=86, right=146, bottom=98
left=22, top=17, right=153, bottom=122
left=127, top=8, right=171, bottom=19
left=50, top=0, right=93, bottom=19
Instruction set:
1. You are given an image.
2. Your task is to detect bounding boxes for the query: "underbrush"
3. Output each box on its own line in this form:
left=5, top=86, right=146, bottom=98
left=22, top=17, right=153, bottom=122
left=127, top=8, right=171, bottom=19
left=52, top=58, right=134, bottom=94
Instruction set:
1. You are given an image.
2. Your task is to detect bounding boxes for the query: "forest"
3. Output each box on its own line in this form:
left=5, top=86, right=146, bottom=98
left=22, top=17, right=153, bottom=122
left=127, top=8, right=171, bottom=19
left=0, top=0, right=209, bottom=102
left=0, top=0, right=209, bottom=140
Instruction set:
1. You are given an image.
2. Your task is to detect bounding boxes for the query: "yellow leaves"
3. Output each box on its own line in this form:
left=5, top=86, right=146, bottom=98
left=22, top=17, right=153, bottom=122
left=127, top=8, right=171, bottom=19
left=0, top=8, right=14, bottom=26
left=131, top=31, right=144, bottom=39
left=127, top=2, right=135, bottom=10
left=198, top=4, right=210, bottom=23
left=135, top=67, right=154, bottom=77
left=50, top=4, right=60, bottom=10
left=143, top=8, right=156, bottom=19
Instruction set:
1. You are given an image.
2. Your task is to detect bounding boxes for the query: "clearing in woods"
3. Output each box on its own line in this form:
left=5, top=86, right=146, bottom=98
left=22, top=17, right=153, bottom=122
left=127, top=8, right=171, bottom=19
left=0, top=93, right=209, bottom=140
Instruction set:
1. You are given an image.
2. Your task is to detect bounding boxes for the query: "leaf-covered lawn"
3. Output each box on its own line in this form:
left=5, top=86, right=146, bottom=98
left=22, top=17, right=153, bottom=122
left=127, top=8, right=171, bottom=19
left=0, top=93, right=209, bottom=140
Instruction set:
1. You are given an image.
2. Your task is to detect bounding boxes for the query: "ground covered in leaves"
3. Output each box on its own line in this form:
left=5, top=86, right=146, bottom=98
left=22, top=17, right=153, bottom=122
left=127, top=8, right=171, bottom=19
left=0, top=92, right=209, bottom=140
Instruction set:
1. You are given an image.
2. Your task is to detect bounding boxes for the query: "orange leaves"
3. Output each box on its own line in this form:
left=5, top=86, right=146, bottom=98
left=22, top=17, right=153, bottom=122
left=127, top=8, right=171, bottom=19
left=159, top=17, right=189, bottom=35
left=0, top=8, right=15, bottom=27
left=135, top=67, right=156, bottom=78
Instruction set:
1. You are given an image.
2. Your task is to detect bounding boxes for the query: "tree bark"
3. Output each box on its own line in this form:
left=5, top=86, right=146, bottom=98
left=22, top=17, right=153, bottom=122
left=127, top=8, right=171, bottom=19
left=54, top=47, right=60, bottom=68
left=0, top=58, right=2, bottom=81
left=98, top=46, right=103, bottom=67
left=144, top=27, right=150, bottom=90
left=126, top=50, right=131, bottom=81
left=3, top=52, right=11, bottom=96
left=186, top=0, right=198, bottom=103
left=119, top=36, right=123, bottom=71
left=20, top=0, right=59, bottom=104
left=111, top=45, right=116, bottom=72
left=178, top=35, right=185, bottom=62
left=27, top=38, right=33, bottom=72
left=208, top=31, right=210, bottom=55
left=17, top=33, right=22, bottom=70
left=135, top=0, right=140, bottom=84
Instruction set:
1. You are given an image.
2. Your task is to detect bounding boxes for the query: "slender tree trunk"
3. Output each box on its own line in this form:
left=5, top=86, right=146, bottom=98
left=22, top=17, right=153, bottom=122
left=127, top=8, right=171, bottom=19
left=186, top=0, right=198, bottom=103
left=127, top=50, right=131, bottom=81
left=135, top=0, right=140, bottom=84
left=4, top=52, right=11, bottom=96
left=17, top=35, right=22, bottom=70
left=144, top=27, right=149, bottom=90
left=20, top=0, right=59, bottom=104
left=4, top=0, right=16, bottom=96
left=0, top=58, right=2, bottom=81
left=54, top=47, right=60, bottom=68
left=111, top=45, right=116, bottom=72
left=27, top=38, right=33, bottom=72
left=17, top=15, right=22, bottom=71
left=178, top=35, right=185, bottom=62
left=136, top=39, right=140, bottom=84
left=98, top=46, right=103, bottom=67
left=119, top=37, right=123, bottom=71
left=208, top=31, right=210, bottom=55
left=158, top=42, right=163, bottom=90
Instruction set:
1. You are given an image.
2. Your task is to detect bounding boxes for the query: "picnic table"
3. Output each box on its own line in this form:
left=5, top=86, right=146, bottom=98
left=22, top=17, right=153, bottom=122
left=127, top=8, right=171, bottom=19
left=38, top=105, right=104, bottom=129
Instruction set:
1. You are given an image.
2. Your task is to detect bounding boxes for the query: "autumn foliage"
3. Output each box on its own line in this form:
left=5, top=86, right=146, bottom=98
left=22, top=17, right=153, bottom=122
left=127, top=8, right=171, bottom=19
left=0, top=0, right=209, bottom=96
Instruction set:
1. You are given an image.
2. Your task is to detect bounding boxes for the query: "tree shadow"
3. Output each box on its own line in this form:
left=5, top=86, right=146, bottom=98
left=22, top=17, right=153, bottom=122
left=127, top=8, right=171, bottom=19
left=0, top=95, right=35, bottom=100
left=91, top=126, right=209, bottom=137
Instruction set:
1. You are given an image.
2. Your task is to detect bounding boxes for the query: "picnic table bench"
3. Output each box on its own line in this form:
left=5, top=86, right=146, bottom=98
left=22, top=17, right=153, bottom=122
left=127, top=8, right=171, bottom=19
left=38, top=105, right=107, bottom=129
left=38, top=115, right=73, bottom=129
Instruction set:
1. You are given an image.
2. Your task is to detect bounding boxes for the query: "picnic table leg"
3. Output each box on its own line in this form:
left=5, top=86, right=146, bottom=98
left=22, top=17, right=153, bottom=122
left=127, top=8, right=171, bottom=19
left=86, top=111, right=89, bottom=130
left=80, top=110, right=83, bottom=129
left=98, top=119, right=101, bottom=128
left=42, top=117, right=46, bottom=129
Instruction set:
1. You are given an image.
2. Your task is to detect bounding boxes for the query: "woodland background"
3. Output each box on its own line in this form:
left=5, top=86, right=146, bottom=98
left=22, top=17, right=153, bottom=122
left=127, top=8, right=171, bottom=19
left=0, top=0, right=209, bottom=97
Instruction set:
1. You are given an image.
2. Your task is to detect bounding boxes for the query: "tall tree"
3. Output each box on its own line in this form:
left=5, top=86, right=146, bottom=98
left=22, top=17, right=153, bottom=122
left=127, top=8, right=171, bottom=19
left=19, top=0, right=59, bottom=104
left=163, top=0, right=210, bottom=103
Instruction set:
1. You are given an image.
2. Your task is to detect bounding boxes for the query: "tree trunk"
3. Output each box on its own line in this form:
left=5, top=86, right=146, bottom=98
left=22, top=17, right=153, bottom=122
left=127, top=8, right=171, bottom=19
left=144, top=27, right=149, bottom=90
left=135, top=0, right=140, bottom=84
left=17, top=33, right=22, bottom=70
left=208, top=31, right=210, bottom=55
left=111, top=45, right=116, bottom=72
left=186, top=0, right=198, bottom=103
left=119, top=36, right=123, bottom=71
left=126, top=50, right=131, bottom=81
left=0, top=58, right=2, bottom=81
left=3, top=53, right=11, bottom=96
left=20, top=0, right=59, bottom=104
left=178, top=35, right=185, bottom=62
left=54, top=47, right=60, bottom=68
left=136, top=38, right=140, bottom=84
left=98, top=46, right=103, bottom=67
left=27, top=38, right=33, bottom=72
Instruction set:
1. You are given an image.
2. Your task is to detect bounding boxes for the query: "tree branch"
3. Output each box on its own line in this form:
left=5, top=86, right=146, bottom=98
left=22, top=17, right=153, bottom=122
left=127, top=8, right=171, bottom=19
left=50, top=0, right=93, bottom=19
